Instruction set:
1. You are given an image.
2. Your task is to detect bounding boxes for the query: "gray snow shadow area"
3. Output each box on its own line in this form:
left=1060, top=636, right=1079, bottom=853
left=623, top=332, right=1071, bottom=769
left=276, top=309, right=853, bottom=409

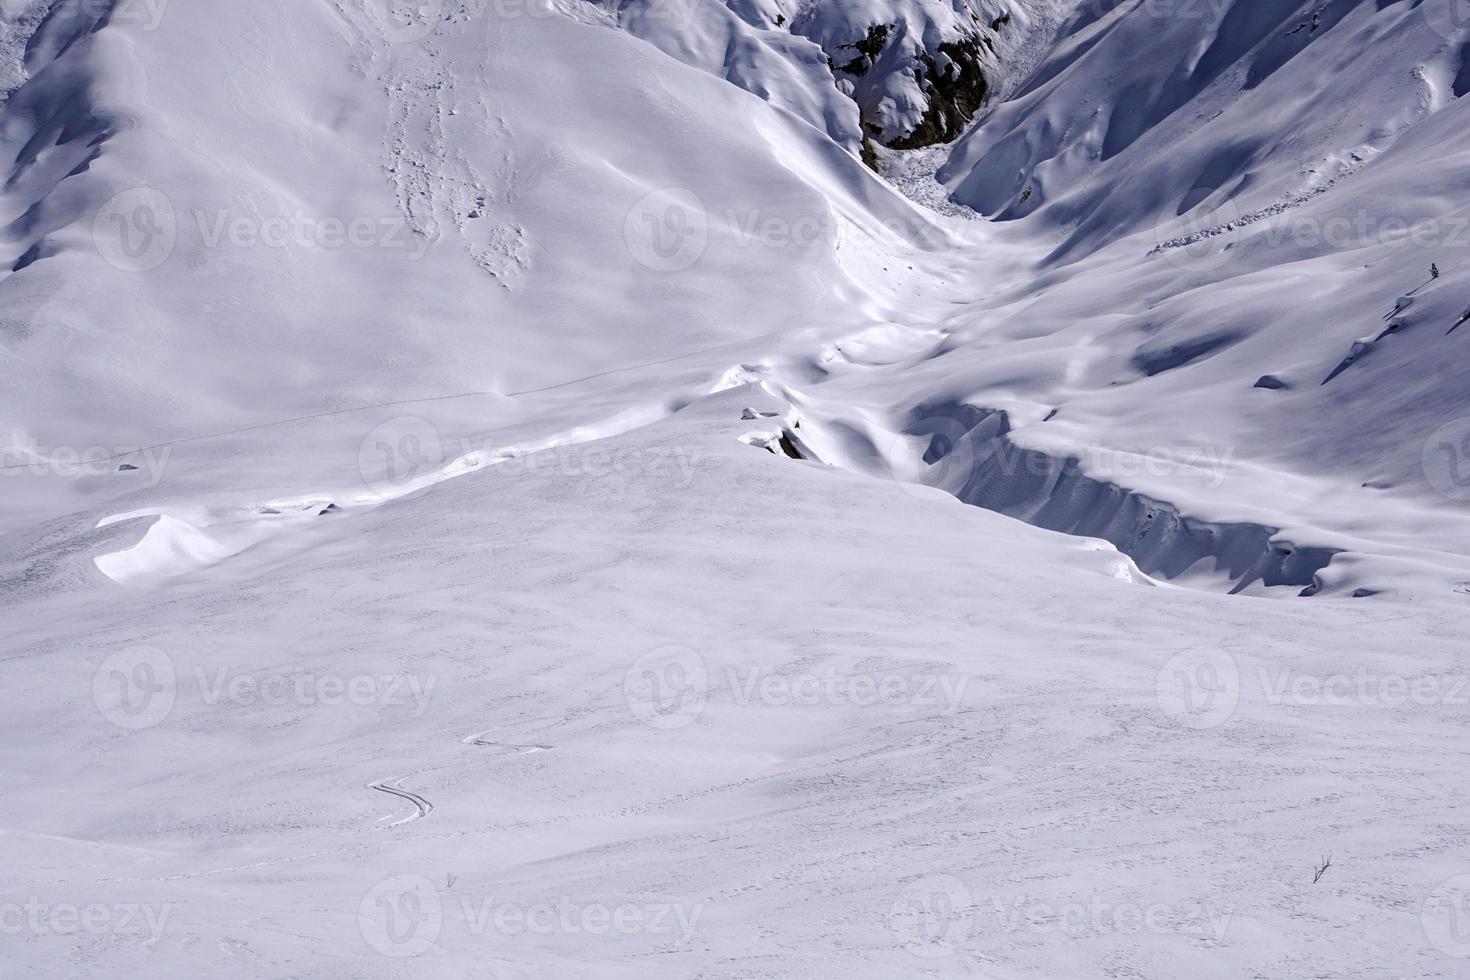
left=779, top=401, right=1340, bottom=596
left=918, top=406, right=1339, bottom=595
left=0, top=0, right=119, bottom=271
left=1130, top=330, right=1246, bottom=378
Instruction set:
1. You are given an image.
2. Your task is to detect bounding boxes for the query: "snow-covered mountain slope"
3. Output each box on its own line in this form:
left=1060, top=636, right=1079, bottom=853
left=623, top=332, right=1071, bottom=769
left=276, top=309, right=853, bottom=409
left=5, top=0, right=1470, bottom=975
left=890, top=0, right=1470, bottom=593
left=0, top=0, right=962, bottom=533
left=569, top=0, right=1470, bottom=601
left=603, top=0, right=1064, bottom=158
left=11, top=385, right=1470, bottom=979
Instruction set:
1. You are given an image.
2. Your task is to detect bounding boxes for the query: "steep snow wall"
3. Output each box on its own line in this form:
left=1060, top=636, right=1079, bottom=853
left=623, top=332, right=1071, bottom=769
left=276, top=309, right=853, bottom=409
left=772, top=401, right=1341, bottom=595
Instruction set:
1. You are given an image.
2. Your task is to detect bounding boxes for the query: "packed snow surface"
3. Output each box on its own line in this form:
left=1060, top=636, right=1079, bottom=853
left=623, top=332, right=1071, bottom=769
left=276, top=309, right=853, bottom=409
left=5, top=0, right=1470, bottom=976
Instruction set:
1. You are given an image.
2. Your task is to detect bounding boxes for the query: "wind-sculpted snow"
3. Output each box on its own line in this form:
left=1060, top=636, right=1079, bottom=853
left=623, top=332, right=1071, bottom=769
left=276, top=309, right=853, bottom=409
left=761, top=395, right=1343, bottom=595
left=0, top=0, right=121, bottom=273
left=11, top=381, right=1470, bottom=977
left=941, top=0, right=1460, bottom=245
left=0, top=0, right=949, bottom=535
left=6, top=0, right=1470, bottom=976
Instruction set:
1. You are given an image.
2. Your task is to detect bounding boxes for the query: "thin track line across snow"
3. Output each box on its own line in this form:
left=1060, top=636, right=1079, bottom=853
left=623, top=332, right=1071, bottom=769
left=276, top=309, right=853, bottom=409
left=368, top=776, right=434, bottom=827
left=0, top=334, right=782, bottom=473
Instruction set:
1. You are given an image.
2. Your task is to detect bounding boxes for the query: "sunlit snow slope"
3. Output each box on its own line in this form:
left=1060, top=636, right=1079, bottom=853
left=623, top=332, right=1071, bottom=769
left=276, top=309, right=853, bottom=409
left=5, top=0, right=1470, bottom=976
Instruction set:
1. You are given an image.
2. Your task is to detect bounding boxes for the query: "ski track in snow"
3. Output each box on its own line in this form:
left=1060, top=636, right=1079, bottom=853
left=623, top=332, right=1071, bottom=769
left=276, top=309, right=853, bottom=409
left=368, top=776, right=434, bottom=827
left=461, top=731, right=552, bottom=753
